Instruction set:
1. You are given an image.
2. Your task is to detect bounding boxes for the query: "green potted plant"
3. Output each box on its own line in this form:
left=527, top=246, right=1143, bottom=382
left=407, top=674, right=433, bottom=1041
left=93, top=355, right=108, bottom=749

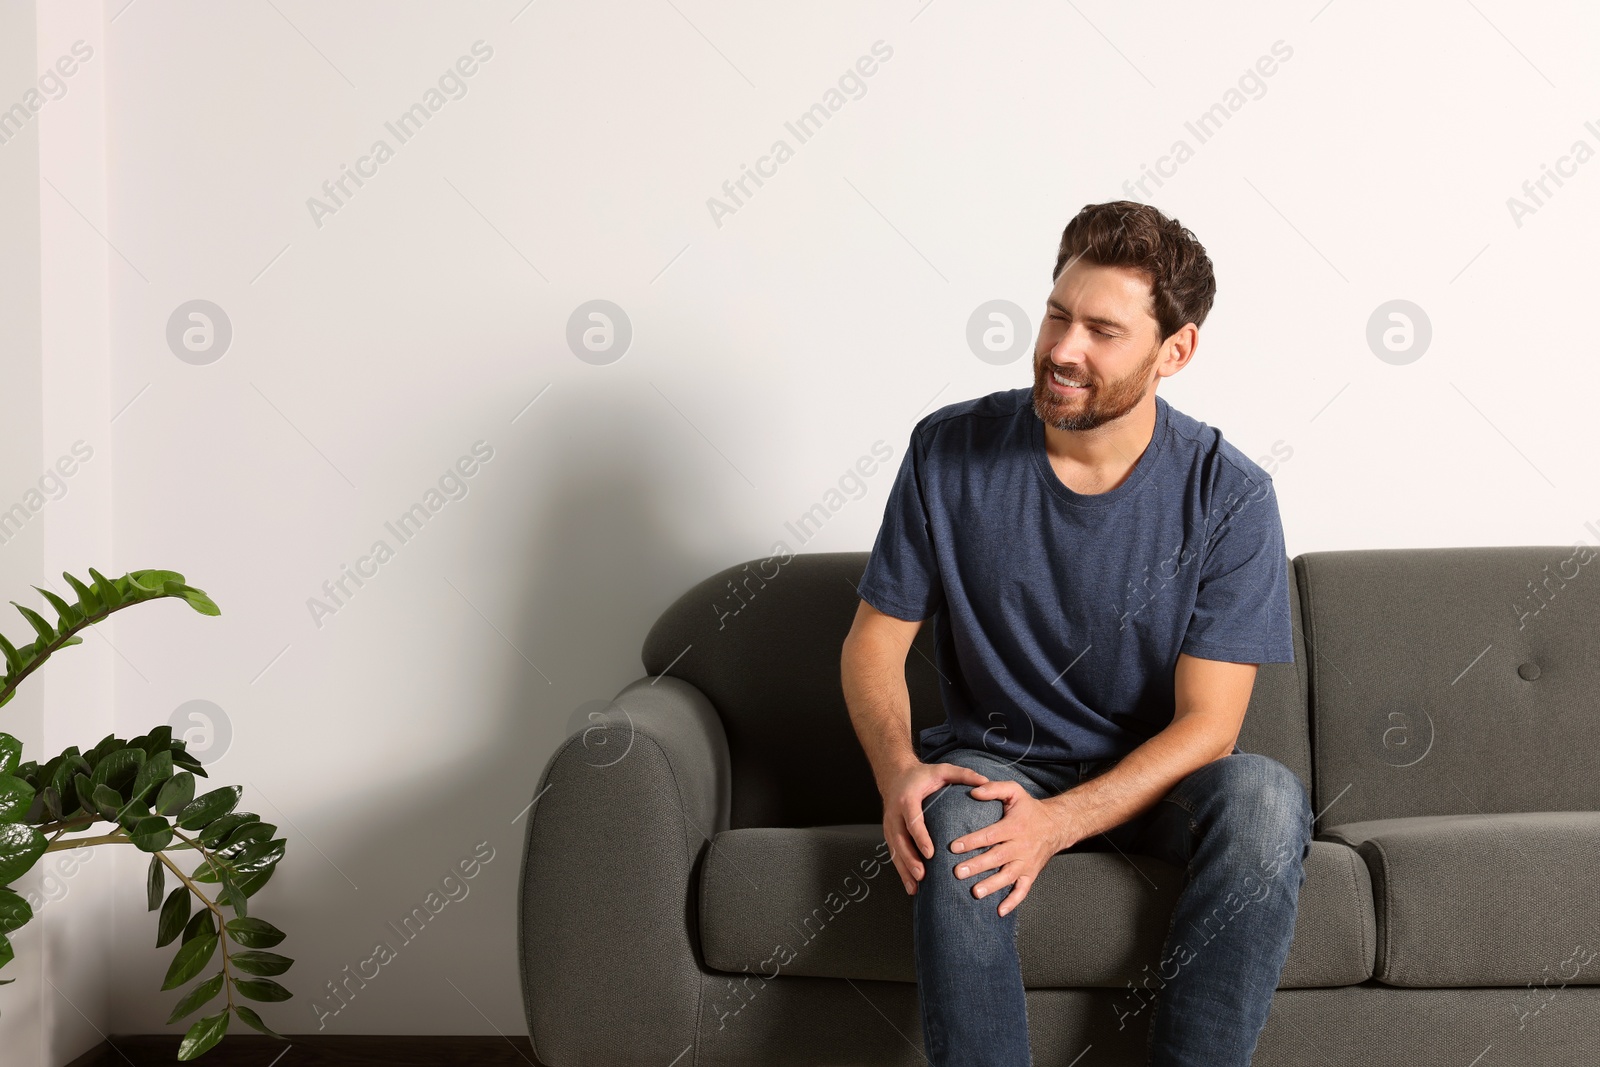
left=0, top=568, right=292, bottom=1060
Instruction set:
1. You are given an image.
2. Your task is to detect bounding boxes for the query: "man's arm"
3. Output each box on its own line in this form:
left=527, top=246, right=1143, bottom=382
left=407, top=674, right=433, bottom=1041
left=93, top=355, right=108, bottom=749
left=840, top=599, right=924, bottom=790
left=1040, top=653, right=1259, bottom=846
left=843, top=598, right=991, bottom=894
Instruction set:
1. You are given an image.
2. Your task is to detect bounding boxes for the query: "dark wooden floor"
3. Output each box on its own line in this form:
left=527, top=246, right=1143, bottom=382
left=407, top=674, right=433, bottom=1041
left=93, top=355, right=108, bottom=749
left=64, top=1035, right=546, bottom=1066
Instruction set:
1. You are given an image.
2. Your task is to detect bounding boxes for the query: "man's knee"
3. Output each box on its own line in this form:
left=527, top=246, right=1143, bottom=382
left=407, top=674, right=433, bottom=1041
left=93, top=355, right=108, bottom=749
left=920, top=780, right=1004, bottom=846
left=1194, top=754, right=1311, bottom=845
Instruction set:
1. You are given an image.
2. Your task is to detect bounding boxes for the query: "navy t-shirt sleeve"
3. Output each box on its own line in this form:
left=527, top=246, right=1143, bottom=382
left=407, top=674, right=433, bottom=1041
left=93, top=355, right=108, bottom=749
left=1179, top=474, right=1295, bottom=664
left=857, top=423, right=946, bottom=622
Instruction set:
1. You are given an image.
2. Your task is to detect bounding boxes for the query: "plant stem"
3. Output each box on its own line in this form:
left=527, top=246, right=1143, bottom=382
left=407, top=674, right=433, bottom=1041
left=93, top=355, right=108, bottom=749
left=158, top=840, right=236, bottom=1017
left=44, top=830, right=131, bottom=852
left=41, top=822, right=197, bottom=850
left=37, top=814, right=98, bottom=837
left=170, top=826, right=229, bottom=884
left=0, top=598, right=134, bottom=707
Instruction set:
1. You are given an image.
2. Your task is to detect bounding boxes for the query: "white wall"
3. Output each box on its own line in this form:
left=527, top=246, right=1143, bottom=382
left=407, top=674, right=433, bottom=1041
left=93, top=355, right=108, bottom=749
left=2, top=0, right=1598, bottom=1054
left=0, top=0, right=47, bottom=1056
left=37, top=0, right=117, bottom=1062
left=2, top=1, right=117, bottom=1062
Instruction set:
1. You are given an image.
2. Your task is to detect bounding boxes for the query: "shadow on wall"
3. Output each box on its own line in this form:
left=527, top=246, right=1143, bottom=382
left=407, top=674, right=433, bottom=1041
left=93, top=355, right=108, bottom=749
left=205, top=378, right=758, bottom=1036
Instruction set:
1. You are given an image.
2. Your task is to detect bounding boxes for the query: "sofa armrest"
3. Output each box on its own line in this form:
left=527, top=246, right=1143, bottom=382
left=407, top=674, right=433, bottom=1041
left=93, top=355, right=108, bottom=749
left=518, top=675, right=731, bottom=1066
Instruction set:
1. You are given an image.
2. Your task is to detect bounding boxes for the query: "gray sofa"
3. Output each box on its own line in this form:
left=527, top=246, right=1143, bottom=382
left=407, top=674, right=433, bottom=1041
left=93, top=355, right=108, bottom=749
left=519, top=546, right=1600, bottom=1065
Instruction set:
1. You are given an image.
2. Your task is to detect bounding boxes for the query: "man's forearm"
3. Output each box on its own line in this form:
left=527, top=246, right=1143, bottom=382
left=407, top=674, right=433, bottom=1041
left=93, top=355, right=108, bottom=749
left=1043, top=714, right=1231, bottom=846
left=841, top=639, right=921, bottom=788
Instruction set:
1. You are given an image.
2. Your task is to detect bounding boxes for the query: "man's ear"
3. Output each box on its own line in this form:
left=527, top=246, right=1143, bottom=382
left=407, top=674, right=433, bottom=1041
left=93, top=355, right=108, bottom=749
left=1159, top=323, right=1199, bottom=375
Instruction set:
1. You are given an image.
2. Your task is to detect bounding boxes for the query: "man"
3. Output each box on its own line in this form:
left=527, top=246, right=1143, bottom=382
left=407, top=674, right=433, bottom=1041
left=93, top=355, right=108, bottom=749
left=840, top=200, right=1311, bottom=1066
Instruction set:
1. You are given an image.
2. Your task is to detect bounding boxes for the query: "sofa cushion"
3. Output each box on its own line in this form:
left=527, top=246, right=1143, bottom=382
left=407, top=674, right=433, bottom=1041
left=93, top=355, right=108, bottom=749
left=698, top=823, right=1374, bottom=989
left=1296, top=545, right=1600, bottom=828
left=1320, top=811, right=1600, bottom=988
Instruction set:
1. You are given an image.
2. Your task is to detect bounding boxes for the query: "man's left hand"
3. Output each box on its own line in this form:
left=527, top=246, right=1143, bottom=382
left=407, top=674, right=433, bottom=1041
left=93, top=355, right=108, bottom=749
left=949, top=780, right=1084, bottom=917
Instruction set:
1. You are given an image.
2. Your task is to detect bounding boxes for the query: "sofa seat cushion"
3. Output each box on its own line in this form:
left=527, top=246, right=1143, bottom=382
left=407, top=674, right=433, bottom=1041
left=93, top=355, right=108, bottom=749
left=1319, top=811, right=1600, bottom=987
left=698, top=823, right=1374, bottom=989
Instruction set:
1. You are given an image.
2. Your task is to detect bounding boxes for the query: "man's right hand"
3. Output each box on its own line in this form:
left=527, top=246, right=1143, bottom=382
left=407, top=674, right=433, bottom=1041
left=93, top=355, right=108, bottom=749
left=880, top=761, right=990, bottom=895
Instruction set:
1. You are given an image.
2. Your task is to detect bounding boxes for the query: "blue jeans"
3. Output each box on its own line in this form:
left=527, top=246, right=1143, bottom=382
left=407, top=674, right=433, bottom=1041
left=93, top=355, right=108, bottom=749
left=911, top=747, right=1312, bottom=1067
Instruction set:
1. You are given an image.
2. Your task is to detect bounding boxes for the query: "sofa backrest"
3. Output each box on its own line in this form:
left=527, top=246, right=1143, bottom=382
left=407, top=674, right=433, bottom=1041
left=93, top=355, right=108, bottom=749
left=1296, top=545, right=1599, bottom=828
left=641, top=551, right=1312, bottom=830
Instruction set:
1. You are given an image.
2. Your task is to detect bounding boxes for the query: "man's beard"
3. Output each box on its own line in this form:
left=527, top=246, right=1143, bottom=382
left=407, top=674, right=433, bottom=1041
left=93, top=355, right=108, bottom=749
left=1031, top=340, right=1162, bottom=432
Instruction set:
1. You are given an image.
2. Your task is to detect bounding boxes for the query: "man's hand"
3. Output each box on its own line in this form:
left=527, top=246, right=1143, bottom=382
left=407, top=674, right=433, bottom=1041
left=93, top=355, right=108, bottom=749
left=880, top=761, right=990, bottom=896
left=948, top=779, right=1084, bottom=917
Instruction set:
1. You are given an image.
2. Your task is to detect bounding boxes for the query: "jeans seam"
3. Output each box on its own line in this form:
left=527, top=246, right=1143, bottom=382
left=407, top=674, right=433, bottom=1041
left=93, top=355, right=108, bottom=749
left=1145, top=799, right=1198, bottom=1067
left=1014, top=909, right=1031, bottom=1066
left=912, top=892, right=931, bottom=1062
left=1162, top=793, right=1199, bottom=819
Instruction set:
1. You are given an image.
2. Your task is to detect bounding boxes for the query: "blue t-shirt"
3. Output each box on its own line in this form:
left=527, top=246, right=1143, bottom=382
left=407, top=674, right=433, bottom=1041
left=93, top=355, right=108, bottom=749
left=857, top=387, right=1294, bottom=765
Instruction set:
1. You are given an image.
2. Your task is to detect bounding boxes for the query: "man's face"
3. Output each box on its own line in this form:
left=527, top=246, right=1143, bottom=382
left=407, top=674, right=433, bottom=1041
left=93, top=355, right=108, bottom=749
left=1031, top=260, right=1168, bottom=433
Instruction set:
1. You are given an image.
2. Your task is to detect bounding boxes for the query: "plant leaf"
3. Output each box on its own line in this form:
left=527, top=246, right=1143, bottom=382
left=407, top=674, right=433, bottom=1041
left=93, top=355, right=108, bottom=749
left=224, top=917, right=285, bottom=949
left=0, top=632, right=22, bottom=676
left=11, top=603, right=55, bottom=643
left=156, top=886, right=191, bottom=948
left=216, top=868, right=246, bottom=919
left=129, top=815, right=174, bottom=853
left=51, top=751, right=85, bottom=800
left=183, top=907, right=215, bottom=945
left=0, top=775, right=35, bottom=823
left=61, top=570, right=97, bottom=612
left=162, top=932, right=218, bottom=990
left=231, top=977, right=292, bottom=1002
left=131, top=750, right=173, bottom=804
left=176, top=585, right=221, bottom=616
left=197, top=812, right=257, bottom=848
left=222, top=821, right=275, bottom=851
left=165, top=972, right=224, bottom=1024
left=147, top=853, right=165, bottom=911
left=233, top=1004, right=285, bottom=1039
left=31, top=586, right=80, bottom=628
left=141, top=725, right=173, bottom=757
left=232, top=839, right=286, bottom=876
left=73, top=773, right=97, bottom=821
left=177, top=1009, right=229, bottom=1061
left=85, top=734, right=120, bottom=765
left=44, top=755, right=68, bottom=796
left=86, top=568, right=123, bottom=610
left=155, top=771, right=196, bottom=817
left=0, top=733, right=21, bottom=776
left=41, top=784, right=62, bottom=823
left=176, top=786, right=242, bottom=831
left=90, top=746, right=144, bottom=794
left=0, top=822, right=46, bottom=884
left=229, top=950, right=292, bottom=977
left=170, top=745, right=209, bottom=778
left=190, top=861, right=226, bottom=885
left=116, top=798, right=153, bottom=833
left=128, top=569, right=185, bottom=594
left=91, top=784, right=122, bottom=822
left=0, top=887, right=33, bottom=933
left=235, top=865, right=275, bottom=900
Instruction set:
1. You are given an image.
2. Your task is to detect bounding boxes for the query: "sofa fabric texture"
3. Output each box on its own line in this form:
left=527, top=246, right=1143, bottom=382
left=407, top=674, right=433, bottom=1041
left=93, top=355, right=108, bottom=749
left=521, top=545, right=1600, bottom=1066
left=1320, top=811, right=1600, bottom=987
left=1296, top=545, right=1599, bottom=825
left=697, top=824, right=1375, bottom=989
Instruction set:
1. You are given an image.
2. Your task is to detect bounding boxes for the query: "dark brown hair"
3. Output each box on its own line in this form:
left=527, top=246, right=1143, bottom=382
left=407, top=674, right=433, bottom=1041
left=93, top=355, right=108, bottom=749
left=1052, top=201, right=1216, bottom=342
